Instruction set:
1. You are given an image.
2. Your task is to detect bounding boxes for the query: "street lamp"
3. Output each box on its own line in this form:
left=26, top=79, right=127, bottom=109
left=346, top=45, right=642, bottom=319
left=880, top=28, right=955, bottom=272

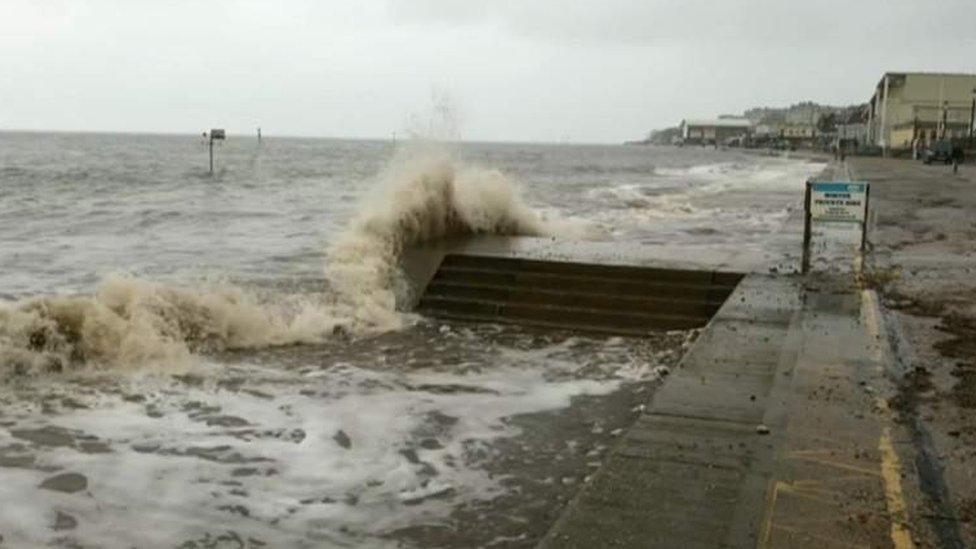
left=941, top=101, right=948, bottom=140
left=969, top=87, right=975, bottom=148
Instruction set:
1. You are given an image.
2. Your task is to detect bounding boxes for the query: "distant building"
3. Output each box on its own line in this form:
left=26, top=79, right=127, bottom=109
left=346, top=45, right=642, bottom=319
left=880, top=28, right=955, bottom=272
left=748, top=123, right=818, bottom=146
left=868, top=71, right=976, bottom=152
left=836, top=123, right=868, bottom=144
left=753, top=124, right=780, bottom=138
left=782, top=124, right=816, bottom=140
left=784, top=102, right=821, bottom=126
left=679, top=118, right=753, bottom=144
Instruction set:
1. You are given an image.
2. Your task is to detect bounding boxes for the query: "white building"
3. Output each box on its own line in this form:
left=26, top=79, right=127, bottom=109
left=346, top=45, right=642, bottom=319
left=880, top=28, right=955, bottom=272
left=679, top=119, right=753, bottom=144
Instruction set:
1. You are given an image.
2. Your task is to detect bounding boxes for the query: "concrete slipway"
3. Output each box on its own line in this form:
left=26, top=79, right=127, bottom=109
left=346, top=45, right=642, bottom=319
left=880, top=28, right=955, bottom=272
left=406, top=163, right=915, bottom=548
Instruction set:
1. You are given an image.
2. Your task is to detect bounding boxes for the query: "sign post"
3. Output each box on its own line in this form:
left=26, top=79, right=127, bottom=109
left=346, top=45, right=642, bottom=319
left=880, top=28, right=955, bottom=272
left=801, top=181, right=870, bottom=273
left=208, top=128, right=226, bottom=175
left=801, top=183, right=812, bottom=274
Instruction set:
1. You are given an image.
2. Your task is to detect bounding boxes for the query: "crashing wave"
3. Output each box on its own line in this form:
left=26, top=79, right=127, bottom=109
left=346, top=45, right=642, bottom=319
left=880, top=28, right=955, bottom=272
left=326, top=146, right=548, bottom=331
left=0, top=275, right=337, bottom=375
left=0, top=147, right=554, bottom=375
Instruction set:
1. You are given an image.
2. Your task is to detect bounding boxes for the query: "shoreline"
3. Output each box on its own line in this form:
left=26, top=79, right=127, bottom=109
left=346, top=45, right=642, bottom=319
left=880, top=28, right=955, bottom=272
left=539, top=157, right=976, bottom=547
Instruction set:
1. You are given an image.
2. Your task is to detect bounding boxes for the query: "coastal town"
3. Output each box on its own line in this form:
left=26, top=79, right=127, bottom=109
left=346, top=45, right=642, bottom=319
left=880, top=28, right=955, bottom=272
left=636, top=71, right=976, bottom=162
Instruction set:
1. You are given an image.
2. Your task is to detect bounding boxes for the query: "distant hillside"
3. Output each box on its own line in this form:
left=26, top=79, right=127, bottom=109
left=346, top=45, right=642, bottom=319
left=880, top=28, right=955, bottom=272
left=626, top=126, right=681, bottom=145
left=743, top=101, right=868, bottom=127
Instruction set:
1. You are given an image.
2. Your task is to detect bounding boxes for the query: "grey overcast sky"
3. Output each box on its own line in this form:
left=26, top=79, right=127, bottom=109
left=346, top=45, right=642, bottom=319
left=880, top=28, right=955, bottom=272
left=2, top=1, right=975, bottom=143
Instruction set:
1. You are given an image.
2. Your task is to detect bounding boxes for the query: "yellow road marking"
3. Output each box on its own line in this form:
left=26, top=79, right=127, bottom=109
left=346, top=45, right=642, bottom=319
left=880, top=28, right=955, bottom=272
left=759, top=480, right=782, bottom=547
left=762, top=479, right=872, bottom=549
left=862, top=289, right=915, bottom=549
left=769, top=480, right=840, bottom=506
left=788, top=450, right=881, bottom=477
left=879, top=424, right=914, bottom=548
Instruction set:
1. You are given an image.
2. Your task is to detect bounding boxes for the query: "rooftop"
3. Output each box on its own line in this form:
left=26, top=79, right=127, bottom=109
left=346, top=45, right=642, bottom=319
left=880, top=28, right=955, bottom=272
left=882, top=70, right=976, bottom=78
left=870, top=71, right=976, bottom=102
left=680, top=118, right=753, bottom=128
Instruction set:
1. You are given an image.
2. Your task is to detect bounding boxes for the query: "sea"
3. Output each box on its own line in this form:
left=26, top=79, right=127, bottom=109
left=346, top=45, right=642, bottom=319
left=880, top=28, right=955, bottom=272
left=0, top=132, right=825, bottom=547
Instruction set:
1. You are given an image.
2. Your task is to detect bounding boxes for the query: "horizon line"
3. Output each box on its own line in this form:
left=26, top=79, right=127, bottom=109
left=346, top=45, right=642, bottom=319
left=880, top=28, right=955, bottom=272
left=0, top=127, right=624, bottom=147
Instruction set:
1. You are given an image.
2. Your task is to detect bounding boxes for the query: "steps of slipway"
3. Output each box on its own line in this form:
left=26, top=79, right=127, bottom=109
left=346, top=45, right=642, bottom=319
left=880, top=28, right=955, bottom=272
left=416, top=253, right=742, bottom=334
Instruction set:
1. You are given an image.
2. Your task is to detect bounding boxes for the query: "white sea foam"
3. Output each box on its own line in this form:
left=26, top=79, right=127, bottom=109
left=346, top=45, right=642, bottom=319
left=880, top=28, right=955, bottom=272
left=0, top=334, right=676, bottom=547
left=583, top=158, right=824, bottom=231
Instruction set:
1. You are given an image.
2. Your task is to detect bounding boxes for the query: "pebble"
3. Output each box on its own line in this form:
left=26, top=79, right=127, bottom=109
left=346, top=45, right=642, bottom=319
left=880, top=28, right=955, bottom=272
left=333, top=429, right=352, bottom=449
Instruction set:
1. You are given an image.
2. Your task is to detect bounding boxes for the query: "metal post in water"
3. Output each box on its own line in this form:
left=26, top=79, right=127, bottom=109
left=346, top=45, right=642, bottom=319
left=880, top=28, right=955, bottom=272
left=208, top=128, right=226, bottom=175
left=969, top=89, right=975, bottom=149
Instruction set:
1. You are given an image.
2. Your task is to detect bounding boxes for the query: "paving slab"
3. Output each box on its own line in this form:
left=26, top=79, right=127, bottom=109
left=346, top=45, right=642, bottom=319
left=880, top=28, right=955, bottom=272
left=539, top=273, right=906, bottom=549
left=539, top=274, right=802, bottom=548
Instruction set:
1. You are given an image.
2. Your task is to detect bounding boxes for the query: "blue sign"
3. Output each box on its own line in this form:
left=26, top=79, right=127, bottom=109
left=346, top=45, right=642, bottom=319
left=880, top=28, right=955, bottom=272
left=809, top=181, right=869, bottom=222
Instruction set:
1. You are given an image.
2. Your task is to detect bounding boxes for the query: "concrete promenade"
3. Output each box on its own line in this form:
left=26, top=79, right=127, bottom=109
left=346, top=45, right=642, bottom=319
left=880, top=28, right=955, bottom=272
left=537, top=160, right=929, bottom=548
left=539, top=274, right=906, bottom=548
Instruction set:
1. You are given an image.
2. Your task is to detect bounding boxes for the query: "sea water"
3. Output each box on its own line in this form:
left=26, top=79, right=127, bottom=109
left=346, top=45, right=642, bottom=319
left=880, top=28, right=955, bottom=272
left=0, top=132, right=823, bottom=547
